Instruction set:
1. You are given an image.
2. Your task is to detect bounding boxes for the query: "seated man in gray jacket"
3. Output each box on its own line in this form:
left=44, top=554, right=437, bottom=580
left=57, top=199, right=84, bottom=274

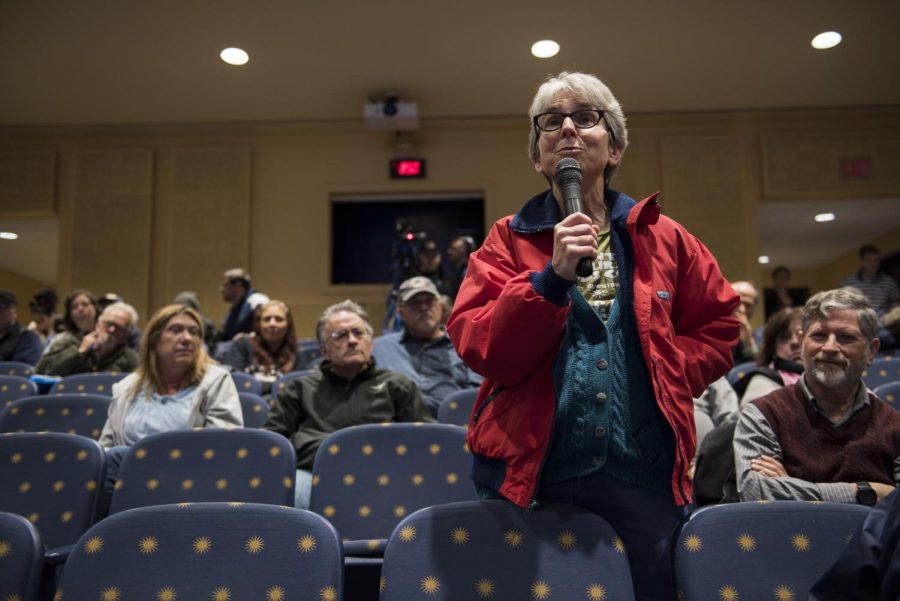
left=264, top=299, right=432, bottom=509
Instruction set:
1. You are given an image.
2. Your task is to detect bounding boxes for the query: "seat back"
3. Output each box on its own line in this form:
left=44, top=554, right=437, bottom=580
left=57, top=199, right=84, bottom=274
left=272, top=369, right=316, bottom=396
left=0, top=361, right=35, bottom=378
left=874, top=380, right=900, bottom=404
left=49, top=372, right=128, bottom=396
left=231, top=371, right=264, bottom=395
left=864, top=356, right=899, bottom=390
left=380, top=499, right=634, bottom=601
left=239, top=392, right=270, bottom=428
left=297, top=338, right=323, bottom=370
left=0, top=511, right=43, bottom=601
left=726, top=361, right=757, bottom=389
left=0, top=394, right=111, bottom=439
left=674, top=501, right=870, bottom=600
left=60, top=502, right=343, bottom=601
left=0, top=375, right=38, bottom=409
left=436, top=389, right=478, bottom=427
left=0, top=433, right=106, bottom=549
left=310, top=423, right=477, bottom=542
left=109, top=428, right=296, bottom=514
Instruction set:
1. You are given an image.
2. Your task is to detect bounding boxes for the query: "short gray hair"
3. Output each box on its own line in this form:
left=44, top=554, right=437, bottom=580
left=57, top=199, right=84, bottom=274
left=801, top=288, right=879, bottom=341
left=527, top=71, right=629, bottom=185
left=101, top=301, right=139, bottom=332
left=315, top=299, right=372, bottom=345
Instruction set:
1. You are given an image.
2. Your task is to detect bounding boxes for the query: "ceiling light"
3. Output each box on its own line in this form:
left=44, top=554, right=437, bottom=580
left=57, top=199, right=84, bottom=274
left=758, top=255, right=770, bottom=265
left=814, top=212, right=836, bottom=222
left=531, top=40, right=560, bottom=59
left=220, top=47, right=249, bottom=66
left=811, top=31, right=842, bottom=50
left=0, top=231, right=18, bottom=240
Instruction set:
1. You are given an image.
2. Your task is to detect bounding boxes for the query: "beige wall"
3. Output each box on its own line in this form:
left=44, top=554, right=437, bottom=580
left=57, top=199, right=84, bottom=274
left=0, top=267, right=47, bottom=324
left=1, top=106, right=899, bottom=336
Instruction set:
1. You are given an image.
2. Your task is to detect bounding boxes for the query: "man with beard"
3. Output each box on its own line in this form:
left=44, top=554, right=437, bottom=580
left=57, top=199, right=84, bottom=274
left=734, top=288, right=900, bottom=504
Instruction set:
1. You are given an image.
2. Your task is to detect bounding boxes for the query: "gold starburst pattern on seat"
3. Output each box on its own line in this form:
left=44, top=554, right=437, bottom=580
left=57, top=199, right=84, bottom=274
left=682, top=534, right=702, bottom=552
left=249, top=477, right=261, bottom=488
left=531, top=580, right=551, bottom=599
left=774, top=585, right=794, bottom=600
left=449, top=527, right=469, bottom=545
left=367, top=539, right=380, bottom=549
left=236, top=448, right=248, bottom=459
left=398, top=525, right=417, bottom=542
left=53, top=591, right=63, bottom=601
left=216, top=479, right=228, bottom=490
left=421, top=575, right=440, bottom=595
left=18, top=481, right=30, bottom=493
left=327, top=444, right=340, bottom=455
left=476, top=578, right=495, bottom=597
left=135, top=448, right=147, bottom=459
left=320, top=585, right=338, bottom=601
left=446, top=473, right=459, bottom=484
left=395, top=444, right=407, bottom=455
left=343, top=474, right=355, bottom=485
left=394, top=506, right=406, bottom=518
left=10, top=452, right=22, bottom=463
left=44, top=451, right=55, bottom=462
left=139, top=536, right=159, bottom=554
left=53, top=480, right=64, bottom=492
left=411, top=474, right=424, bottom=486
left=61, top=407, right=70, bottom=416
left=379, top=577, right=386, bottom=592
left=157, top=586, right=177, bottom=601
left=86, top=480, right=98, bottom=491
left=429, top=444, right=441, bottom=454
left=245, top=536, right=264, bottom=554
left=755, top=500, right=771, bottom=505
left=27, top=513, right=39, bottom=523
left=228, top=502, right=244, bottom=507
left=718, top=585, right=738, bottom=600
left=193, top=537, right=212, bottom=554
left=557, top=530, right=577, bottom=550
left=791, top=534, right=811, bottom=552
left=269, top=446, right=282, bottom=457
left=7, top=593, right=23, bottom=601
left=101, top=587, right=121, bottom=601
left=736, top=533, right=756, bottom=552
left=36, top=408, right=45, bottom=415
left=359, top=505, right=371, bottom=517
left=503, top=529, right=524, bottom=548
left=147, top=478, right=159, bottom=490
left=112, top=480, right=123, bottom=491
left=85, top=408, right=94, bottom=416
left=377, top=474, right=390, bottom=486
left=182, top=479, right=194, bottom=490
left=587, top=583, right=607, bottom=600
left=169, top=449, right=181, bottom=460
left=177, top=502, right=191, bottom=508
left=311, top=474, right=320, bottom=486
left=84, top=536, right=103, bottom=554
left=211, top=587, right=231, bottom=601
left=266, top=585, right=285, bottom=601
left=283, top=477, right=292, bottom=488
left=323, top=506, right=336, bottom=517
left=361, top=444, right=374, bottom=455
left=0, top=540, right=10, bottom=557
left=77, top=450, right=88, bottom=461
left=61, top=511, right=73, bottom=523
left=203, top=449, right=216, bottom=460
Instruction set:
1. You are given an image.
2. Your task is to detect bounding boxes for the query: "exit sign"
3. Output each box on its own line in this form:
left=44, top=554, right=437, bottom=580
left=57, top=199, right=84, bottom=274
left=390, top=158, right=427, bottom=179
left=839, top=157, right=871, bottom=179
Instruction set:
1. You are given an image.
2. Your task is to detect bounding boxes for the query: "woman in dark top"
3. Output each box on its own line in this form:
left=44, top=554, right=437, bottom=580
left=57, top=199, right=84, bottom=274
left=223, top=299, right=297, bottom=392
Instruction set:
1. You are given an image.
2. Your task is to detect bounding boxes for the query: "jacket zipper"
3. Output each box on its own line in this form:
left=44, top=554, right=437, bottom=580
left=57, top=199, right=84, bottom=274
left=650, top=358, right=690, bottom=504
left=471, top=384, right=505, bottom=425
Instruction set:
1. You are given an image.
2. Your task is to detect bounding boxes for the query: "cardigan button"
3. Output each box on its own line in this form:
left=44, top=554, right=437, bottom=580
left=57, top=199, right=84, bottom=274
left=596, top=359, right=608, bottom=370
left=594, top=426, right=606, bottom=438
left=595, top=392, right=607, bottom=403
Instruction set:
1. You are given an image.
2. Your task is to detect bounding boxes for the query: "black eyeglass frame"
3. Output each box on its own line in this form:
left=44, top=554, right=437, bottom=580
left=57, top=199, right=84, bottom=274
left=532, top=109, right=614, bottom=142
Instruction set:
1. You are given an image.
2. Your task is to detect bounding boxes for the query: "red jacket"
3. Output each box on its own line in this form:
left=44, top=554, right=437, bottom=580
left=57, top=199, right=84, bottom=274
left=447, top=189, right=739, bottom=507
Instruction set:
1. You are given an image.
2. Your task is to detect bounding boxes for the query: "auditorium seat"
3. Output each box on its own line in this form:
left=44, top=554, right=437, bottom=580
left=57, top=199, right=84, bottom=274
left=231, top=371, right=264, bottom=396
left=874, top=381, right=900, bottom=404
left=436, top=389, right=477, bottom=427
left=272, top=369, right=316, bottom=396
left=0, top=394, right=111, bottom=439
left=0, top=375, right=38, bottom=408
left=863, top=356, right=900, bottom=390
left=0, top=511, right=43, bottom=601
left=0, top=361, right=35, bottom=378
left=239, top=392, right=270, bottom=428
left=49, top=372, right=128, bottom=396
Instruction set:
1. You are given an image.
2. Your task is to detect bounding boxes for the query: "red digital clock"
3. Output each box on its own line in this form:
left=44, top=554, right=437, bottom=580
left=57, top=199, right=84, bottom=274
left=390, top=158, right=427, bottom=179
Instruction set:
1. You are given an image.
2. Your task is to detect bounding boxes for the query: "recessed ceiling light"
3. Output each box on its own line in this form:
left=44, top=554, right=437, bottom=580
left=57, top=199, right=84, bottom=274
left=220, top=47, right=249, bottom=66
left=811, top=31, right=842, bottom=50
left=814, top=212, right=836, bottom=222
left=758, top=255, right=770, bottom=265
left=0, top=231, right=18, bottom=240
left=531, top=40, right=560, bottom=59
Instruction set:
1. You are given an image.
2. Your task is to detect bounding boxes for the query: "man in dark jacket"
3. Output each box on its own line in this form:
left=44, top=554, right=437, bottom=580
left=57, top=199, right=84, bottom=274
left=0, top=290, right=42, bottom=365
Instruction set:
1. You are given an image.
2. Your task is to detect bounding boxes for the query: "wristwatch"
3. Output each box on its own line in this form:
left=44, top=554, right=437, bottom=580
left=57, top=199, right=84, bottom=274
left=855, top=482, right=877, bottom=506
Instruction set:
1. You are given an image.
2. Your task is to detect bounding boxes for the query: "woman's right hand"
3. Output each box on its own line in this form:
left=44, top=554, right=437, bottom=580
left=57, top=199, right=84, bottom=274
left=552, top=212, right=598, bottom=281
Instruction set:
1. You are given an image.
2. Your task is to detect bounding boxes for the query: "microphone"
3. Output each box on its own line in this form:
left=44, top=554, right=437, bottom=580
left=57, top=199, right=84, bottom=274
left=554, top=157, right=593, bottom=278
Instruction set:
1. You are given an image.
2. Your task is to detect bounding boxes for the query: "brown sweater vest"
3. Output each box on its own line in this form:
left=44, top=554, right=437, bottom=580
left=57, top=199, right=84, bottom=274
left=754, top=383, right=900, bottom=486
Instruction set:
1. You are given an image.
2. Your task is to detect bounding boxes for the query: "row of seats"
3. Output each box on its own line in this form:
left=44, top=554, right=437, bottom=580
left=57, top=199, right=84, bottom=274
left=2, top=498, right=871, bottom=601
left=727, top=354, right=900, bottom=391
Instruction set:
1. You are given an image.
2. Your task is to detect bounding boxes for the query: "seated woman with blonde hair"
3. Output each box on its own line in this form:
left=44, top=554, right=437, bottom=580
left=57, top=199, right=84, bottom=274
left=223, top=299, right=298, bottom=392
left=99, top=304, right=242, bottom=489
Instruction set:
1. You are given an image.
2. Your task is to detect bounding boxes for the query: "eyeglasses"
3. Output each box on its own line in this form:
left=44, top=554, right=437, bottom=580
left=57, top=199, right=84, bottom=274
left=533, top=109, right=605, bottom=133
left=328, top=327, right=370, bottom=343
left=101, top=320, right=130, bottom=335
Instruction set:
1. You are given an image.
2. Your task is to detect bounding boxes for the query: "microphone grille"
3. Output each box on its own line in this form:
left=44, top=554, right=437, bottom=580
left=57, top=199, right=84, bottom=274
left=554, top=157, right=582, bottom=186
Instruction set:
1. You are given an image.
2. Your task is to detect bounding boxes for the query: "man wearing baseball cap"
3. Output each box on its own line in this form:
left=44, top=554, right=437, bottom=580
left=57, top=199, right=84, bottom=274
left=372, top=276, right=482, bottom=415
left=0, top=290, right=43, bottom=365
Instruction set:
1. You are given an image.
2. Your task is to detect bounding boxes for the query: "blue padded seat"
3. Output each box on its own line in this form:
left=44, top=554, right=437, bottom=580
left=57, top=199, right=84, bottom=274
left=239, top=392, right=270, bottom=428
left=380, top=499, right=635, bottom=601
left=59, top=502, right=343, bottom=601
left=231, top=371, right=264, bottom=396
left=109, top=428, right=296, bottom=514
left=271, top=369, right=316, bottom=396
left=49, top=372, right=128, bottom=396
left=436, top=388, right=478, bottom=428
left=0, top=394, right=111, bottom=439
left=0, top=511, right=43, bottom=601
left=874, top=380, right=900, bottom=404
left=0, top=375, right=38, bottom=409
left=0, top=361, right=35, bottom=378
left=674, top=500, right=870, bottom=601
left=863, top=356, right=900, bottom=390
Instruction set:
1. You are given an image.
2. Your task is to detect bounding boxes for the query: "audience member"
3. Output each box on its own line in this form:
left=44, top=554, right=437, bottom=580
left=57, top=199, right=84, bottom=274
left=220, top=267, right=256, bottom=341
left=264, top=299, right=431, bottom=509
left=763, top=265, right=808, bottom=321
left=98, top=292, right=142, bottom=351
left=37, top=301, right=139, bottom=376
left=372, top=276, right=482, bottom=415
left=446, top=235, right=475, bottom=300
left=26, top=287, right=59, bottom=347
left=0, top=290, right=42, bottom=365
left=734, top=288, right=900, bottom=503
left=223, top=299, right=297, bottom=392
left=731, top=280, right=760, bottom=364
left=840, top=245, right=900, bottom=317
left=734, top=307, right=804, bottom=407
left=40, top=289, right=100, bottom=360
left=173, top=290, right=218, bottom=351
left=99, top=304, right=242, bottom=492
left=416, top=239, right=450, bottom=296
